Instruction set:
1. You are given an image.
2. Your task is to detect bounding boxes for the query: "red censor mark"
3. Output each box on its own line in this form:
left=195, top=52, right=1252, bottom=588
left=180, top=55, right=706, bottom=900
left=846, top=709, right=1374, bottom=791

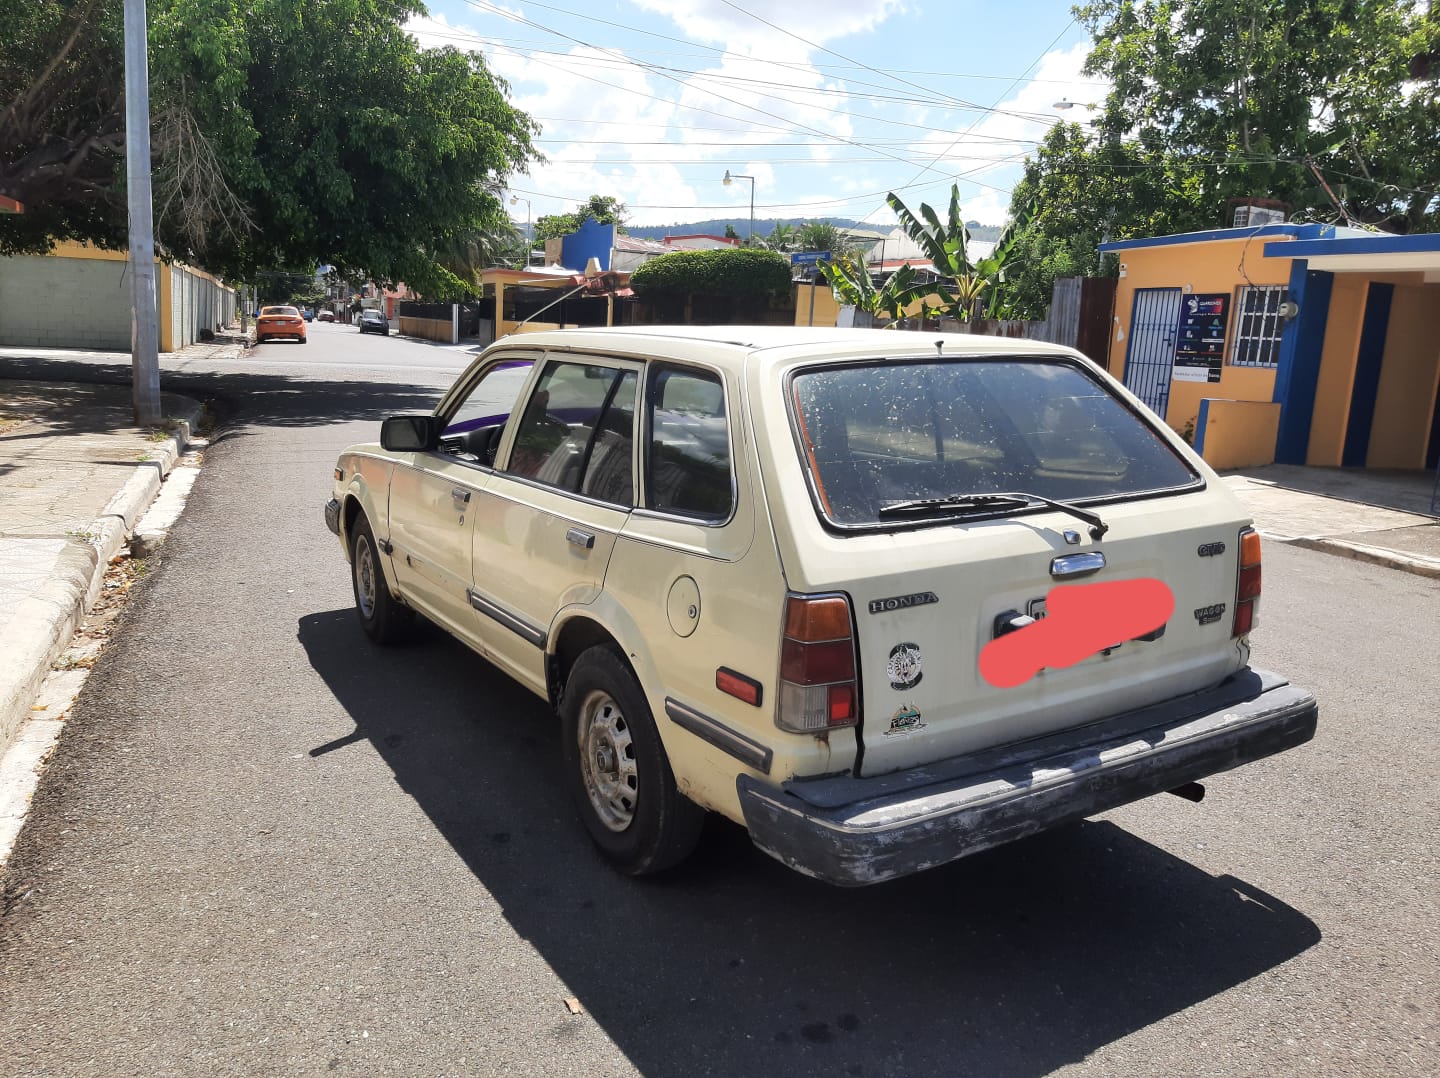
left=979, top=578, right=1175, bottom=689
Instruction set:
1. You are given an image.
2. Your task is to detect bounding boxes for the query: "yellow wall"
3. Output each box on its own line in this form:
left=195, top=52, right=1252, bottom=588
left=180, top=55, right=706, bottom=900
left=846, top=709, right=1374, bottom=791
left=1197, top=400, right=1281, bottom=470
left=1367, top=282, right=1440, bottom=469
left=1108, top=236, right=1293, bottom=434
left=1305, top=276, right=1369, bottom=466
left=52, top=240, right=127, bottom=261
left=794, top=282, right=840, bottom=326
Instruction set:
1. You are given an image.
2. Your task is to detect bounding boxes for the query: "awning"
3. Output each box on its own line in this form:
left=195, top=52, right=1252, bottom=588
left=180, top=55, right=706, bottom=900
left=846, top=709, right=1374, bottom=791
left=1263, top=232, right=1440, bottom=278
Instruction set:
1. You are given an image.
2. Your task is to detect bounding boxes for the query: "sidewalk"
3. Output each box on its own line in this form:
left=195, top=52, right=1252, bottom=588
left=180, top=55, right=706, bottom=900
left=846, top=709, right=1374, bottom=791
left=1222, top=464, right=1440, bottom=578
left=0, top=375, right=204, bottom=789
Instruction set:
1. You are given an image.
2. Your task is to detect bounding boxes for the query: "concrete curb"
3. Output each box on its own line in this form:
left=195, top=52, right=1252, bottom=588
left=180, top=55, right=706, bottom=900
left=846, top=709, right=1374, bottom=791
left=1286, top=536, right=1440, bottom=580
left=0, top=398, right=204, bottom=757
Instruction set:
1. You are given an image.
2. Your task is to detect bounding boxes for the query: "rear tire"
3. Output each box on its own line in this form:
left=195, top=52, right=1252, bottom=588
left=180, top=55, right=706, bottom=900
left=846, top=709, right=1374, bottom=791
left=561, top=647, right=704, bottom=876
left=349, top=514, right=413, bottom=644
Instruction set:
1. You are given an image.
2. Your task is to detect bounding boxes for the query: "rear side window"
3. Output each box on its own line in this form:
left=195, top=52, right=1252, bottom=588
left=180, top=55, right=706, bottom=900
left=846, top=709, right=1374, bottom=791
left=790, top=358, right=1196, bottom=526
left=506, top=360, right=637, bottom=505
left=645, top=367, right=732, bottom=520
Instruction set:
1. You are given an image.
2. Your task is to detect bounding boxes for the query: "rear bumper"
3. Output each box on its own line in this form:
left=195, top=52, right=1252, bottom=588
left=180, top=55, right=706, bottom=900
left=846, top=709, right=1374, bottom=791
left=737, top=667, right=1317, bottom=887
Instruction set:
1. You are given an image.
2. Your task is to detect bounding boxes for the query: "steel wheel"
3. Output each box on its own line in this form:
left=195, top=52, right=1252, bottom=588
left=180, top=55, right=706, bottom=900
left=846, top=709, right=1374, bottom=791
left=577, top=689, right=638, bottom=832
left=560, top=646, right=704, bottom=875
left=354, top=532, right=378, bottom=619
left=349, top=513, right=413, bottom=644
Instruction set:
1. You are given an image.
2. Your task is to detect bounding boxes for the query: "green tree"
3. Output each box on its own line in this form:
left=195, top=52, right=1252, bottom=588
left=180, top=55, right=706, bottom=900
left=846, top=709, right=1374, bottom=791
left=1001, top=122, right=1205, bottom=317
left=431, top=221, right=527, bottom=292
left=763, top=222, right=798, bottom=251
left=533, top=193, right=628, bottom=240
left=1, top=0, right=540, bottom=294
left=795, top=221, right=854, bottom=257
left=1077, top=0, right=1439, bottom=231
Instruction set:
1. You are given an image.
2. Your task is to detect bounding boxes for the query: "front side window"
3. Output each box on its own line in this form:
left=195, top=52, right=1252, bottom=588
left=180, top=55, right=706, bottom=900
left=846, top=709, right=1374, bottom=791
left=645, top=367, right=733, bottom=520
left=789, top=358, right=1197, bottom=527
left=506, top=360, right=637, bottom=505
left=439, top=359, right=535, bottom=466
left=1230, top=285, right=1288, bottom=368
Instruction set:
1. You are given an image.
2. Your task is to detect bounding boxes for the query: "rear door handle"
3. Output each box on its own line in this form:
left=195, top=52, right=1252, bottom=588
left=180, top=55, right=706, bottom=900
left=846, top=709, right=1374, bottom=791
left=451, top=487, right=471, bottom=510
left=566, top=528, right=595, bottom=550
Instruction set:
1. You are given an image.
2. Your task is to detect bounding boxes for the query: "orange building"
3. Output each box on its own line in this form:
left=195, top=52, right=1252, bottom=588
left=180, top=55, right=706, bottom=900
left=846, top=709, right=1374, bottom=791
left=1101, top=224, right=1440, bottom=473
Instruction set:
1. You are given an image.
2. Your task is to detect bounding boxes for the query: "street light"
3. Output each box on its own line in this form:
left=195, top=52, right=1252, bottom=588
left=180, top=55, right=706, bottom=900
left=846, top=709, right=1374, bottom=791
left=722, top=169, right=755, bottom=244
left=511, top=195, right=532, bottom=266
left=1053, top=99, right=1098, bottom=111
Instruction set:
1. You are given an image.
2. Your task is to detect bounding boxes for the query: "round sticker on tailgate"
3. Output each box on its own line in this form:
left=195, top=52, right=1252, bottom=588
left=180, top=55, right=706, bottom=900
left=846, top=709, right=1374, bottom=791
left=887, top=642, right=923, bottom=690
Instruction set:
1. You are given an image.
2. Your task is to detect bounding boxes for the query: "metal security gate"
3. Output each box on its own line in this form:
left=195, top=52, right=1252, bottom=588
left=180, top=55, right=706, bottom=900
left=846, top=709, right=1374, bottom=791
left=1122, top=288, right=1183, bottom=418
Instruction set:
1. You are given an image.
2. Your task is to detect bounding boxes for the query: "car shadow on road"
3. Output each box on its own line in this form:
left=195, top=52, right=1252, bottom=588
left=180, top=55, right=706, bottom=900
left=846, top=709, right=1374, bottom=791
left=297, top=608, right=1321, bottom=1078
left=0, top=360, right=445, bottom=433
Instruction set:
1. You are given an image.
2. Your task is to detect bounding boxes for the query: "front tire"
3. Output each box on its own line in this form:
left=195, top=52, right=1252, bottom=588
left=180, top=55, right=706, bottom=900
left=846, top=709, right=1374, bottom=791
left=561, top=647, right=704, bottom=876
left=349, top=514, right=412, bottom=644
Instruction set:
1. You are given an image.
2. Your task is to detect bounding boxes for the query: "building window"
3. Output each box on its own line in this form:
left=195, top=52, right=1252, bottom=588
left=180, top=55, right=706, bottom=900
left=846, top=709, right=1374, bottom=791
left=1230, top=285, right=1288, bottom=368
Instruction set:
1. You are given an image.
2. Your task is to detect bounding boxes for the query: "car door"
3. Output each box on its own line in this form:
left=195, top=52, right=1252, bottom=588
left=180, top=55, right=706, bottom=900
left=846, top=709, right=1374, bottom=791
left=386, top=358, right=537, bottom=642
left=469, top=355, right=641, bottom=691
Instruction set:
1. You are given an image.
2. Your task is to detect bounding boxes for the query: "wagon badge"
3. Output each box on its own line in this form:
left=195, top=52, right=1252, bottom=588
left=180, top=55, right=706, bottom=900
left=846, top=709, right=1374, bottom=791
left=884, top=705, right=926, bottom=736
left=1194, top=603, right=1226, bottom=625
left=887, top=642, right=923, bottom=690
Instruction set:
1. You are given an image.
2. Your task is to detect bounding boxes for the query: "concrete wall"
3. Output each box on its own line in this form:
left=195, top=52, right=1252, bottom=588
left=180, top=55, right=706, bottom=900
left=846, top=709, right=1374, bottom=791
left=561, top=219, right=615, bottom=274
left=398, top=314, right=456, bottom=343
left=1107, top=236, right=1292, bottom=435
left=0, top=250, right=135, bottom=350
left=0, top=242, right=234, bottom=352
left=1194, top=399, right=1282, bottom=470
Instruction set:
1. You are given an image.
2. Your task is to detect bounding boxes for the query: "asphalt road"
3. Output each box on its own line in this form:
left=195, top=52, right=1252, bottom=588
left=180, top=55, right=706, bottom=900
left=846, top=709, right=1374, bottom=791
left=1, top=327, right=1436, bottom=1076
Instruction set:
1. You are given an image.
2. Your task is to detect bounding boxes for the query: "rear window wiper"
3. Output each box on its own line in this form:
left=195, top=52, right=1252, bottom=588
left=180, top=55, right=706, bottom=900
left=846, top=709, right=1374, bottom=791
left=878, top=491, right=1109, bottom=539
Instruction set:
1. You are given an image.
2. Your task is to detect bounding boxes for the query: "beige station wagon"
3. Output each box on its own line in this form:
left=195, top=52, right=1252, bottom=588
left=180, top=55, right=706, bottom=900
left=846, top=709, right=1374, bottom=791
left=325, top=326, right=1317, bottom=886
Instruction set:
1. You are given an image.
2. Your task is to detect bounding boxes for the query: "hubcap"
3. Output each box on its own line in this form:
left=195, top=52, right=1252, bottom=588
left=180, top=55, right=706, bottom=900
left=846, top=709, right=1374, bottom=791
left=355, top=536, right=377, bottom=619
left=578, top=689, right=638, bottom=832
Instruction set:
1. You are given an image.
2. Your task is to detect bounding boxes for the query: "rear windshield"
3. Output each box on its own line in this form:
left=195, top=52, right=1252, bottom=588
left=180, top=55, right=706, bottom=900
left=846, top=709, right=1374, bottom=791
left=789, top=358, right=1198, bottom=527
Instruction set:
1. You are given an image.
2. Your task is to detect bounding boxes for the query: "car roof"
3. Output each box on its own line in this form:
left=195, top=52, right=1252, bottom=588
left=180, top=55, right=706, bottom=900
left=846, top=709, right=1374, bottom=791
left=490, top=325, right=1087, bottom=376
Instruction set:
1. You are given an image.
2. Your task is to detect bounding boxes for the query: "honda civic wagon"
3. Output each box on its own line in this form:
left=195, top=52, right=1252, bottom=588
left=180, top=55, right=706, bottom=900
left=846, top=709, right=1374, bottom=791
left=325, top=326, right=1317, bottom=886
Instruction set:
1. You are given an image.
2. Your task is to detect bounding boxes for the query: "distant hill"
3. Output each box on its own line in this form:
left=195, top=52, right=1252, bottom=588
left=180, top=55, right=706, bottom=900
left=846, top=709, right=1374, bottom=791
left=623, top=218, right=1003, bottom=243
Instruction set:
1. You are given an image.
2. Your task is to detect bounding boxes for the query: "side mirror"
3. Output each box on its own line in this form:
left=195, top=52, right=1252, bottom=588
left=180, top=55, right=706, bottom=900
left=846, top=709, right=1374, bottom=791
left=380, top=415, right=442, bottom=452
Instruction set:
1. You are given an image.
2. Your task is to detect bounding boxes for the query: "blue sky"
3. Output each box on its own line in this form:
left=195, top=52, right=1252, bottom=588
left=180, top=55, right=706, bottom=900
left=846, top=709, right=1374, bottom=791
left=410, top=1, right=1109, bottom=231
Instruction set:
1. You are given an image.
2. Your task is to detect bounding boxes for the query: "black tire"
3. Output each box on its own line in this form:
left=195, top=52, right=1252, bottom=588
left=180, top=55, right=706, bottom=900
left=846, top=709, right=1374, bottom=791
left=349, top=514, right=413, bottom=644
left=561, top=647, right=704, bottom=876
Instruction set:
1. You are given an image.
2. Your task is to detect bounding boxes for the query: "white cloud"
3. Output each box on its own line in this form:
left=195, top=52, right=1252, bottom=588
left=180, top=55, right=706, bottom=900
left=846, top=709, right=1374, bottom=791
left=898, top=41, right=1107, bottom=225
left=631, top=0, right=905, bottom=53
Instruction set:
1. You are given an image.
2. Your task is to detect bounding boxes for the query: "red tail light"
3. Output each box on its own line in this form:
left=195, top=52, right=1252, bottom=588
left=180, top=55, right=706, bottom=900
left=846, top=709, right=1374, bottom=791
left=1233, top=528, right=1262, bottom=637
left=777, top=594, right=859, bottom=732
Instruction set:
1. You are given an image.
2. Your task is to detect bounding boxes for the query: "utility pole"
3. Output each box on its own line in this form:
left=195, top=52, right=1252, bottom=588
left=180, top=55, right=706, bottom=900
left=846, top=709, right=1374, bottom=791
left=124, top=0, right=162, bottom=424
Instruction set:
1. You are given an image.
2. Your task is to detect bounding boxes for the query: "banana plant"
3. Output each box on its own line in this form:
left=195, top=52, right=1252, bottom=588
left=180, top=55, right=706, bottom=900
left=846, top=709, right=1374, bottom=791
left=819, top=255, right=923, bottom=326
left=885, top=185, right=1034, bottom=322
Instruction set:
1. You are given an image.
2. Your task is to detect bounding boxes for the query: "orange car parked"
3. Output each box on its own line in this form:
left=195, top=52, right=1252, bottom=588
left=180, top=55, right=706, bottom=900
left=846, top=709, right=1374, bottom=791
left=256, top=305, right=307, bottom=344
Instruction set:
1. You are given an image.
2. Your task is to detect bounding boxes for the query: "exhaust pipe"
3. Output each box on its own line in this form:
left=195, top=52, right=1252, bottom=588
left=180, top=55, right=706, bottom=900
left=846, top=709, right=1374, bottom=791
left=1168, top=781, right=1206, bottom=803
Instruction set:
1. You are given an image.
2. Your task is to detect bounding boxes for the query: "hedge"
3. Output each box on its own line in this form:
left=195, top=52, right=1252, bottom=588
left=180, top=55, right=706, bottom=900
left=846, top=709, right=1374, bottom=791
left=630, top=247, right=792, bottom=298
